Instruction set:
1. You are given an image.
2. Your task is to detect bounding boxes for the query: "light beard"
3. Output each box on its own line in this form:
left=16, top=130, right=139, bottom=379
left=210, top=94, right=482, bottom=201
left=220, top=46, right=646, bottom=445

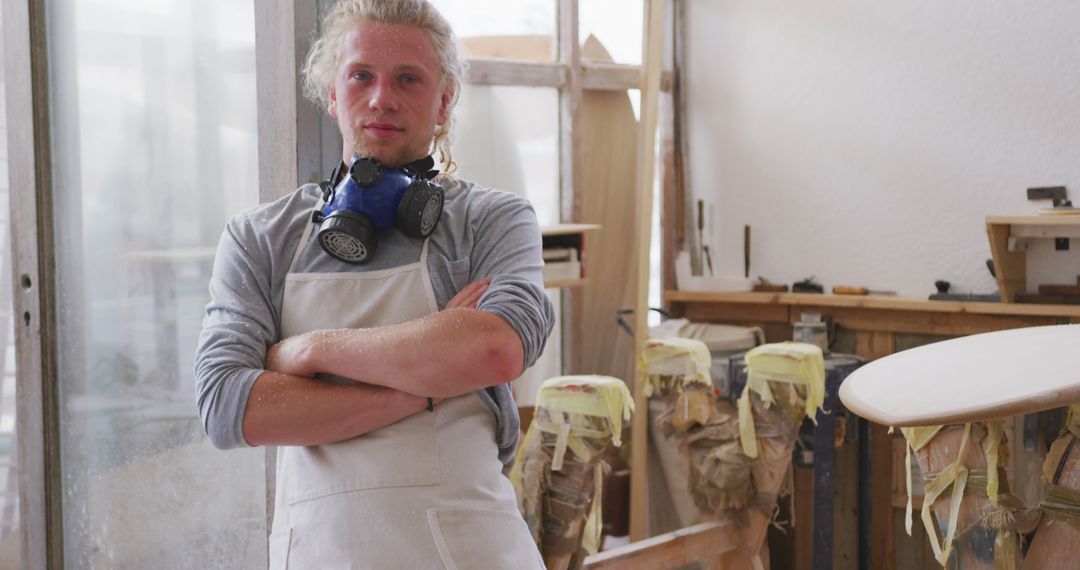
left=351, top=137, right=430, bottom=169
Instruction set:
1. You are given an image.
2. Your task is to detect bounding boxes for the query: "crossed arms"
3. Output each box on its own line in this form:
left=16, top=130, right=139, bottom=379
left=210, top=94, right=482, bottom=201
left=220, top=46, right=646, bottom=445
left=241, top=278, right=525, bottom=446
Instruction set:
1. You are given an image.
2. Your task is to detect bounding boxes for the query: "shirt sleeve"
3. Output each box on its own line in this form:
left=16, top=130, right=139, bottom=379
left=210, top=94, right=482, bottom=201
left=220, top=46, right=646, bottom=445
left=193, top=216, right=278, bottom=449
left=471, top=192, right=556, bottom=370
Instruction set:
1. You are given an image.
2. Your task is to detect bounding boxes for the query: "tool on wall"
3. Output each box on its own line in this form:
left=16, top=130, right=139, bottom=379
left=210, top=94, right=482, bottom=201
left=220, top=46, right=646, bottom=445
left=696, top=200, right=714, bottom=276
left=743, top=225, right=750, bottom=279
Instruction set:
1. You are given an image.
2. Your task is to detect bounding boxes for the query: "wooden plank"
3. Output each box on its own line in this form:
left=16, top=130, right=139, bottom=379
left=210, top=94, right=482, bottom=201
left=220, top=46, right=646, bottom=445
left=557, top=0, right=586, bottom=381
left=871, top=424, right=895, bottom=570
left=558, top=0, right=582, bottom=226
left=254, top=0, right=301, bottom=201
left=577, top=35, right=638, bottom=393
left=583, top=520, right=738, bottom=569
left=665, top=290, right=1080, bottom=318
left=465, top=57, right=566, bottom=87
left=986, top=222, right=1025, bottom=303
left=1010, top=224, right=1080, bottom=238
left=540, top=223, right=602, bottom=236
left=579, top=61, right=674, bottom=92
left=629, top=0, right=665, bottom=543
left=854, top=331, right=895, bottom=362
left=794, top=466, right=813, bottom=570
left=3, top=0, right=62, bottom=567
left=671, top=0, right=688, bottom=249
left=986, top=214, right=1080, bottom=225
left=820, top=307, right=1050, bottom=336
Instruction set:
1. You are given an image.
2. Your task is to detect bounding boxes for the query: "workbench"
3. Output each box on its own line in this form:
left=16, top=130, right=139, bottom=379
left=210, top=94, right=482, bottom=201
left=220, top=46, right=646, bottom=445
left=663, top=291, right=1080, bottom=570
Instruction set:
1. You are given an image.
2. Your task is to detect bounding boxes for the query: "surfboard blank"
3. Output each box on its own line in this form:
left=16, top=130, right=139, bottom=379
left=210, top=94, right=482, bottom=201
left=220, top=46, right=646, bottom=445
left=839, top=325, right=1080, bottom=426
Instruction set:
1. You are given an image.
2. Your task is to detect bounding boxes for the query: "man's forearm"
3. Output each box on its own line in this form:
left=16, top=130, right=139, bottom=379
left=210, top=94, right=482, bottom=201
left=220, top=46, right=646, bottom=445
left=269, top=308, right=524, bottom=398
left=241, top=370, right=428, bottom=446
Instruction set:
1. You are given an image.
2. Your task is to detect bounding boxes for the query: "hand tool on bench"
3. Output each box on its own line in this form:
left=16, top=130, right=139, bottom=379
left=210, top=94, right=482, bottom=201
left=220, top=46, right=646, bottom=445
left=832, top=285, right=897, bottom=296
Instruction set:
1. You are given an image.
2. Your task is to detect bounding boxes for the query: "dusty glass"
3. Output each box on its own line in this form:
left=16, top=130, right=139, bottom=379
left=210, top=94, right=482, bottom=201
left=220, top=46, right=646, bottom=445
left=453, top=85, right=560, bottom=226
left=47, top=1, right=264, bottom=568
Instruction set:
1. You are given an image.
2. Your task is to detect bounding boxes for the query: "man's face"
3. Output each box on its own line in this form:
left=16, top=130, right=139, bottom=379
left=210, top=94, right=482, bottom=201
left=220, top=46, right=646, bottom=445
left=328, top=19, right=452, bottom=167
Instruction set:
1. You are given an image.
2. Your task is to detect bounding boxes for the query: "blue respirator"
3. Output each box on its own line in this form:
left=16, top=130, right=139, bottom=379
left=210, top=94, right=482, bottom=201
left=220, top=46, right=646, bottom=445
left=312, top=155, right=444, bottom=264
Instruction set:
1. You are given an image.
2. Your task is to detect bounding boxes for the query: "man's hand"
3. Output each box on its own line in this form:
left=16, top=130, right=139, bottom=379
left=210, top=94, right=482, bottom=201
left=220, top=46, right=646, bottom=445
left=444, top=276, right=491, bottom=310
left=265, top=334, right=318, bottom=379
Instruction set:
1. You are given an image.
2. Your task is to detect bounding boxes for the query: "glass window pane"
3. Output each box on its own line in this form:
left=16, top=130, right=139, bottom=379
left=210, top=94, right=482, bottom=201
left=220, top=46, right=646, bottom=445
left=580, top=0, right=643, bottom=65
left=429, top=0, right=557, bottom=60
left=47, top=1, right=264, bottom=568
left=0, top=10, right=19, bottom=566
left=452, top=85, right=560, bottom=226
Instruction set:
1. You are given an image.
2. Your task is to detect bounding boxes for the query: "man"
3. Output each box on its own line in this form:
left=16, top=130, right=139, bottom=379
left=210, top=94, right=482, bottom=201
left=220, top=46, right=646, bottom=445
left=194, top=1, right=553, bottom=567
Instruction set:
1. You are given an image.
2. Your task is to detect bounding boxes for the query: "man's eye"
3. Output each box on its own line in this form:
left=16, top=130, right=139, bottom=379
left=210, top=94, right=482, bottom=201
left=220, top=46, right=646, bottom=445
left=351, top=71, right=371, bottom=81
left=401, top=75, right=419, bottom=85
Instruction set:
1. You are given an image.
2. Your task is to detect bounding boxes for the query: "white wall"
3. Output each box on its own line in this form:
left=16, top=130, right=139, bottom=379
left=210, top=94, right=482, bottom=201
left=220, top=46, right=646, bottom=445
left=685, top=1, right=1080, bottom=298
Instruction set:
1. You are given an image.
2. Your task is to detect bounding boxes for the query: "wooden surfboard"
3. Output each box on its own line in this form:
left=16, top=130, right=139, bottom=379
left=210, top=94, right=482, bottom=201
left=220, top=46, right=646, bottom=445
left=839, top=324, right=1080, bottom=426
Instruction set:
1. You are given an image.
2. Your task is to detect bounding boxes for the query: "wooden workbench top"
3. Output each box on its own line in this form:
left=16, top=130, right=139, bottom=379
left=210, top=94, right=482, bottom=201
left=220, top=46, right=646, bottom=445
left=664, top=290, right=1080, bottom=319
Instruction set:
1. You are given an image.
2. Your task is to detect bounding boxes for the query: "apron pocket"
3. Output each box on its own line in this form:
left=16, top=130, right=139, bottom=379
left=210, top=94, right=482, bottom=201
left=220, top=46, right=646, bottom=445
left=268, top=529, right=291, bottom=570
left=427, top=507, right=545, bottom=570
left=284, top=409, right=439, bottom=504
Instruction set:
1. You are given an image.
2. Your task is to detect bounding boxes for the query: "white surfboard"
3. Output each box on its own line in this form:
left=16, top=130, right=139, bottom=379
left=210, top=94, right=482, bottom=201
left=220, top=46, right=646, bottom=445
left=839, top=324, right=1080, bottom=426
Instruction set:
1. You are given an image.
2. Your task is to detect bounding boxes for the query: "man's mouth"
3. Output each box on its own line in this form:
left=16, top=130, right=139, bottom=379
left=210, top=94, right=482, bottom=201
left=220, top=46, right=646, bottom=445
left=363, top=122, right=403, bottom=138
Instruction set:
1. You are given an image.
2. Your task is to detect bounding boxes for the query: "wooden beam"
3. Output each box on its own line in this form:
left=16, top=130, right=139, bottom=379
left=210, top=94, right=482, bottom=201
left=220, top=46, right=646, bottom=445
left=3, top=0, right=63, bottom=567
left=466, top=57, right=566, bottom=87
left=255, top=0, right=301, bottom=201
left=558, top=0, right=583, bottom=225
left=629, top=0, right=666, bottom=542
left=583, top=520, right=738, bottom=569
left=463, top=57, right=674, bottom=91
left=580, top=61, right=674, bottom=91
left=557, top=0, right=587, bottom=378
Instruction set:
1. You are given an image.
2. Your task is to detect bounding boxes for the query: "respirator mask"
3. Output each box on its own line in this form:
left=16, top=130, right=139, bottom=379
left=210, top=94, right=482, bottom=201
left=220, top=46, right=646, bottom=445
left=312, top=155, right=444, bottom=264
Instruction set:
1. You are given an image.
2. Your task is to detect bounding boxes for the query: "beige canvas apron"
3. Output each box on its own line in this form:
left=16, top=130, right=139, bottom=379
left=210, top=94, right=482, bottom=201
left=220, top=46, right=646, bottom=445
left=267, top=213, right=544, bottom=569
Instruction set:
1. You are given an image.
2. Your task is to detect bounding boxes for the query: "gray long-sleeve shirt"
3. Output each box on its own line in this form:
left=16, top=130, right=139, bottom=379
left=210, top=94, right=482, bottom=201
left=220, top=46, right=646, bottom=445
left=194, top=176, right=555, bottom=463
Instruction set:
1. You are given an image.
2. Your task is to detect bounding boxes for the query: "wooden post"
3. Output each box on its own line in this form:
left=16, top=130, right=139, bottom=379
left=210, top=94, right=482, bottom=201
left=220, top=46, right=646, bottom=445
left=3, top=0, right=63, bottom=567
left=629, top=0, right=667, bottom=542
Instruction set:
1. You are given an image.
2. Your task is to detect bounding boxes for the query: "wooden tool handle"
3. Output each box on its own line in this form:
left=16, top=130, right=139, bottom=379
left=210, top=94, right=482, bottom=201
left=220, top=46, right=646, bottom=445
left=832, top=285, right=869, bottom=295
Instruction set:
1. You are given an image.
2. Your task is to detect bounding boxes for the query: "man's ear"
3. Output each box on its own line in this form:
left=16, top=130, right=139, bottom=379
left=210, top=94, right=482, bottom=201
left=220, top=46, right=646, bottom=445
left=436, top=83, right=454, bottom=126
left=328, top=84, right=339, bottom=119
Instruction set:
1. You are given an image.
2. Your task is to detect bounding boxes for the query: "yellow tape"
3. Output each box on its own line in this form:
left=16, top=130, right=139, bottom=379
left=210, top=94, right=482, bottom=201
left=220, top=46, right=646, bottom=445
left=903, top=422, right=1019, bottom=569
left=580, top=464, right=605, bottom=556
left=737, top=342, right=826, bottom=459
left=511, top=375, right=635, bottom=557
left=535, top=375, right=634, bottom=447
left=640, top=337, right=712, bottom=397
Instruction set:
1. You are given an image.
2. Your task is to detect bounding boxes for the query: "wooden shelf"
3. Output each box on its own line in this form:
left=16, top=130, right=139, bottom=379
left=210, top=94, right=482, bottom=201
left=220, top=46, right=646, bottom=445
left=986, top=214, right=1080, bottom=303
left=544, top=278, right=588, bottom=289
left=665, top=290, right=1080, bottom=318
left=540, top=224, right=601, bottom=289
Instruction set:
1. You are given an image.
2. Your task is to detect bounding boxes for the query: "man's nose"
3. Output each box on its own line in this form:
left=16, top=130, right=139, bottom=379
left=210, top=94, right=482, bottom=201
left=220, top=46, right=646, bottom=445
left=368, top=78, right=399, bottom=112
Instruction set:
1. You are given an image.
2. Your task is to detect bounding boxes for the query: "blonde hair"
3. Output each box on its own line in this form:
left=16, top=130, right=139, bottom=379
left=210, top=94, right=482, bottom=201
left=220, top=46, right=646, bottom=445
left=301, top=0, right=466, bottom=172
